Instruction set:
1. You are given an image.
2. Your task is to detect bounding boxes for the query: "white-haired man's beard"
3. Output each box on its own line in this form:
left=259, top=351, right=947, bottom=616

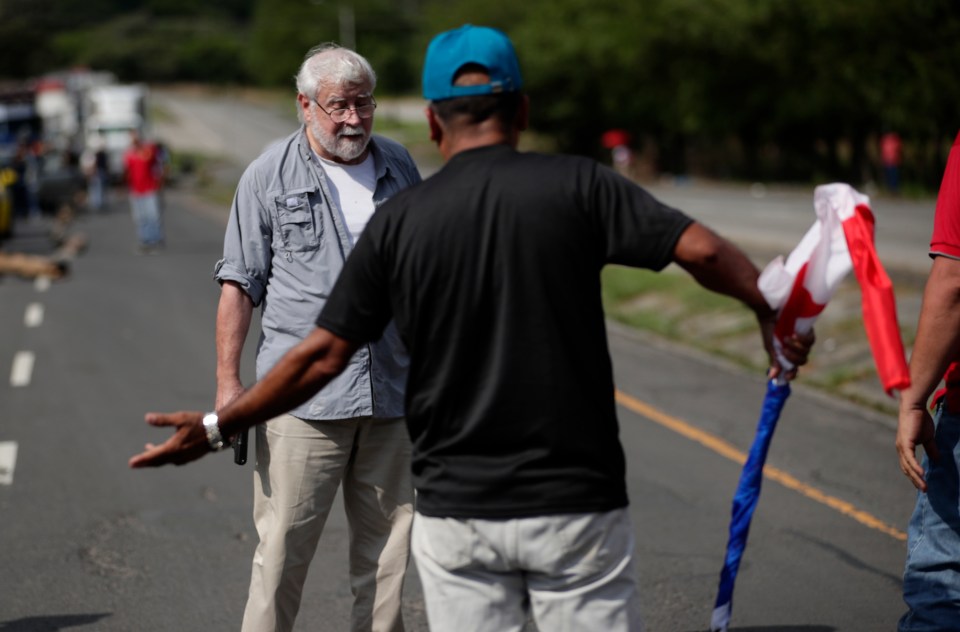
left=312, top=119, right=370, bottom=162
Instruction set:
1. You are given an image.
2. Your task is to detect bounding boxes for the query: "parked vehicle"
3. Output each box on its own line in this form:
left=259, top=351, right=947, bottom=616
left=83, top=84, right=147, bottom=181
left=35, top=78, right=81, bottom=153
left=0, top=83, right=40, bottom=166
left=37, top=149, right=85, bottom=214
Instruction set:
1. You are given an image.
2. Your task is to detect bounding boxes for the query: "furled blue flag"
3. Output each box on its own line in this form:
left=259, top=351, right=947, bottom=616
left=710, top=184, right=909, bottom=632
left=710, top=378, right=790, bottom=632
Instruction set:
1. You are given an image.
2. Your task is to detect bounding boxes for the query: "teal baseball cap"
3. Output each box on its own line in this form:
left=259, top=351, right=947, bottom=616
left=422, top=24, right=523, bottom=101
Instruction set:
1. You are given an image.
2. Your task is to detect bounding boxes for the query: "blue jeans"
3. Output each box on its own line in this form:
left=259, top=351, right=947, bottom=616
left=88, top=173, right=107, bottom=211
left=900, top=402, right=960, bottom=631
left=129, top=192, right=163, bottom=245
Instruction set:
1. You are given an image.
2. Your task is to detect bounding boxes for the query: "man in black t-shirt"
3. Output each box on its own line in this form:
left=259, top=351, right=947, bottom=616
left=131, top=25, right=813, bottom=631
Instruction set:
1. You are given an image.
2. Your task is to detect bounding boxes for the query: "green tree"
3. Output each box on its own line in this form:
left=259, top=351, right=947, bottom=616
left=53, top=12, right=250, bottom=84
left=5, top=0, right=958, bottom=188
left=246, top=0, right=418, bottom=92
left=420, top=0, right=960, bottom=187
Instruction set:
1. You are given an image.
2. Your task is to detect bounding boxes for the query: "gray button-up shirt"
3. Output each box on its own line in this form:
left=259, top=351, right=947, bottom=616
left=214, top=127, right=421, bottom=420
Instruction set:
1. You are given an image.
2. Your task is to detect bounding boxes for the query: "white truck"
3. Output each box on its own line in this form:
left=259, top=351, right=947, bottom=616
left=35, top=78, right=81, bottom=152
left=83, top=84, right=148, bottom=180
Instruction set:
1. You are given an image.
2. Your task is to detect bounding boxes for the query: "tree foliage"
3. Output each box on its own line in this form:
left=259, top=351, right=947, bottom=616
left=3, top=0, right=958, bottom=187
left=419, top=0, right=960, bottom=186
left=246, top=0, right=418, bottom=92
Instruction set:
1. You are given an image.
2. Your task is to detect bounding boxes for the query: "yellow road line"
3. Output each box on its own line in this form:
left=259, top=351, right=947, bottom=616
left=615, top=389, right=907, bottom=541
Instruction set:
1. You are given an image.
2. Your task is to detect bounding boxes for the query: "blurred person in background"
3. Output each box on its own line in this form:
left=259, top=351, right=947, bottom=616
left=123, top=131, right=164, bottom=253
left=881, top=131, right=903, bottom=195
left=152, top=140, right=170, bottom=212
left=81, top=132, right=109, bottom=212
left=10, top=141, right=29, bottom=218
left=24, top=138, right=43, bottom=221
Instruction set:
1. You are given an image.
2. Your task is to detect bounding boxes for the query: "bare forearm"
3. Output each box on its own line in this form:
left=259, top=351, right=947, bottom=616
left=129, top=327, right=359, bottom=469
left=901, top=256, right=960, bottom=410
left=671, top=221, right=816, bottom=377
left=216, top=281, right=254, bottom=385
left=674, top=222, right=773, bottom=318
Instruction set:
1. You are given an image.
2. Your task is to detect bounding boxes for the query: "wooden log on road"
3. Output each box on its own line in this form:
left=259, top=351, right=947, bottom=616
left=0, top=251, right=68, bottom=279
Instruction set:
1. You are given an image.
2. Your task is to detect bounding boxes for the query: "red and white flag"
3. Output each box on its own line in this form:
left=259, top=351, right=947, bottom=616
left=758, top=183, right=910, bottom=395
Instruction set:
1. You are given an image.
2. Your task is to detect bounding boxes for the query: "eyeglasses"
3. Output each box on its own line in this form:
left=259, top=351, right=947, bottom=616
left=313, top=98, right=377, bottom=124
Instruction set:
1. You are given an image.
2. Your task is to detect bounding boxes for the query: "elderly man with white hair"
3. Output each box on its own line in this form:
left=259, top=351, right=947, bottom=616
left=212, top=43, right=420, bottom=632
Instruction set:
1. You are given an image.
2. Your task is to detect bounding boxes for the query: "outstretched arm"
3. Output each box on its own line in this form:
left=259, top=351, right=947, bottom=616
left=672, top=221, right=813, bottom=378
left=129, top=327, right=360, bottom=468
left=897, top=255, right=960, bottom=490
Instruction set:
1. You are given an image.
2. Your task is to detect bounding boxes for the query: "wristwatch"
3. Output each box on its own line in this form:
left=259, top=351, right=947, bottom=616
left=202, top=412, right=229, bottom=451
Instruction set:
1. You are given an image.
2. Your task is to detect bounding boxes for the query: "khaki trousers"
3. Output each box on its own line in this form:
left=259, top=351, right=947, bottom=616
left=241, top=414, right=414, bottom=632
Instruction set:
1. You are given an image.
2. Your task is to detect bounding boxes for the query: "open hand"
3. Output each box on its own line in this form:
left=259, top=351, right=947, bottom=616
left=128, top=411, right=209, bottom=468
left=896, top=406, right=938, bottom=491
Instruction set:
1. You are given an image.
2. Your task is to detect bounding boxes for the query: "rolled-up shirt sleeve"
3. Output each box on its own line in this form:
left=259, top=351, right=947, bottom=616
left=213, top=172, right=272, bottom=306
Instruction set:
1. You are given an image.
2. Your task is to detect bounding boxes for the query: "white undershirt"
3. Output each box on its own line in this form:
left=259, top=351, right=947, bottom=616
left=315, top=152, right=377, bottom=244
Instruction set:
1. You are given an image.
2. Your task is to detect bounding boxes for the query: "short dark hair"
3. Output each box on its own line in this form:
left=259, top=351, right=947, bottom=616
left=429, top=62, right=522, bottom=128
left=429, top=91, right=522, bottom=127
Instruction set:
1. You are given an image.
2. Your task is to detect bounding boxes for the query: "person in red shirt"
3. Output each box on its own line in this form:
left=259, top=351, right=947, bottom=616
left=896, top=130, right=960, bottom=631
left=881, top=131, right=903, bottom=195
left=124, top=131, right=164, bottom=252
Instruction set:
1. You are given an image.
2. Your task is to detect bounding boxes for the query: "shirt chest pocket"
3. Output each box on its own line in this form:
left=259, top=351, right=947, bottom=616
left=273, top=187, right=322, bottom=251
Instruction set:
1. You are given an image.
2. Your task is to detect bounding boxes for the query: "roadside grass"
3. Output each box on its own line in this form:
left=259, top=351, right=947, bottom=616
left=148, top=95, right=239, bottom=206
left=601, top=264, right=915, bottom=416
left=162, top=149, right=236, bottom=206
left=602, top=265, right=747, bottom=338
left=374, top=116, right=440, bottom=174
left=148, top=100, right=175, bottom=124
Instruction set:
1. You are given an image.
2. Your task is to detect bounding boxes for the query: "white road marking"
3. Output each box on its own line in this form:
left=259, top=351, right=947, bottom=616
left=34, top=276, right=51, bottom=292
left=0, top=442, right=17, bottom=485
left=24, top=303, right=44, bottom=328
left=10, top=351, right=35, bottom=387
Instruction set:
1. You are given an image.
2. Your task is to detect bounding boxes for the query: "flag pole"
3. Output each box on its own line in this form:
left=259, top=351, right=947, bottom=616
left=710, top=377, right=791, bottom=632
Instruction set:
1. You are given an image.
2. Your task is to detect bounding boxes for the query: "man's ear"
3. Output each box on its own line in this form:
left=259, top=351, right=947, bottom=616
left=426, top=106, right=443, bottom=144
left=297, top=93, right=312, bottom=121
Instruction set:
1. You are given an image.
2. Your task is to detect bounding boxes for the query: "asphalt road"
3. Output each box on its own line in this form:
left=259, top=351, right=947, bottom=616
left=0, top=88, right=924, bottom=631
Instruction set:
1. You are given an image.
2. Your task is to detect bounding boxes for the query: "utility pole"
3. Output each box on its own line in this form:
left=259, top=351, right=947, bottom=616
left=310, top=0, right=355, bottom=49
left=338, top=3, right=355, bottom=50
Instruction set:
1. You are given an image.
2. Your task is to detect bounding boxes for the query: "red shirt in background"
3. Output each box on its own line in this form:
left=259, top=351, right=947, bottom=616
left=881, top=132, right=903, bottom=167
left=124, top=143, right=160, bottom=195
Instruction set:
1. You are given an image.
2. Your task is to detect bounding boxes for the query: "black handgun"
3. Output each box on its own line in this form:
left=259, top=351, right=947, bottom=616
left=233, top=429, right=248, bottom=465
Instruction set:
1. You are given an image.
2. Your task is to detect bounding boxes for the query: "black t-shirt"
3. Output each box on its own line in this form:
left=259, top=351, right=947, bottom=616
left=317, top=144, right=693, bottom=518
